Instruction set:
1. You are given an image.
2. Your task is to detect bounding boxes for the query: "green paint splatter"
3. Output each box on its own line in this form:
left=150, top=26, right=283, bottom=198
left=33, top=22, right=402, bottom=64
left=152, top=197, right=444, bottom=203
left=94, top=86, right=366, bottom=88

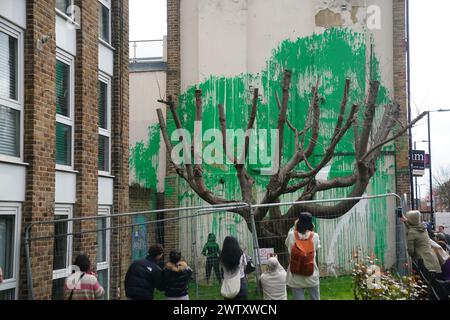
left=175, top=28, right=397, bottom=268
left=129, top=124, right=161, bottom=190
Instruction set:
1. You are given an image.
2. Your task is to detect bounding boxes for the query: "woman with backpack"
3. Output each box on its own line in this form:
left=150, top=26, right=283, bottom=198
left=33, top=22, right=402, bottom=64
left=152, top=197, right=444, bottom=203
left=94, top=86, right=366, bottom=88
left=220, top=236, right=251, bottom=300
left=285, top=212, right=321, bottom=300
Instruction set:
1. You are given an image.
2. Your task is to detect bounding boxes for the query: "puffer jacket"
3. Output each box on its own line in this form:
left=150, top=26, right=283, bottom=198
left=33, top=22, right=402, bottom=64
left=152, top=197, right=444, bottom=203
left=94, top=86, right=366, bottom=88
left=162, top=261, right=192, bottom=298
left=125, top=257, right=164, bottom=300
left=405, top=211, right=442, bottom=273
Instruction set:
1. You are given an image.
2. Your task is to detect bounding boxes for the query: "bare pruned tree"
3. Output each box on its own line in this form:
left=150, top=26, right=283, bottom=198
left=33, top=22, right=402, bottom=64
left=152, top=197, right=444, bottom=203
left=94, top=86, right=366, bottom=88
left=157, top=70, right=427, bottom=249
left=434, top=166, right=450, bottom=212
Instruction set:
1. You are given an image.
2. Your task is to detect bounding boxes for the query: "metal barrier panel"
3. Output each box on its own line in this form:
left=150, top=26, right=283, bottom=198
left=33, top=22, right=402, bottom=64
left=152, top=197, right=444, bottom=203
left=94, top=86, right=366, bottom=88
left=22, top=195, right=413, bottom=300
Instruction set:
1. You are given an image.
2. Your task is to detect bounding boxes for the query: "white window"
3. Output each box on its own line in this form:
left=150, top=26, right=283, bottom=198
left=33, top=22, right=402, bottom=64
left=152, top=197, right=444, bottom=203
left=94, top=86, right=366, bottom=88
left=0, top=204, right=21, bottom=300
left=55, top=0, right=74, bottom=19
left=55, top=50, right=75, bottom=170
left=96, top=206, right=110, bottom=299
left=52, top=205, right=73, bottom=300
left=98, top=72, right=111, bottom=174
left=0, top=19, right=23, bottom=163
left=99, top=0, right=111, bottom=44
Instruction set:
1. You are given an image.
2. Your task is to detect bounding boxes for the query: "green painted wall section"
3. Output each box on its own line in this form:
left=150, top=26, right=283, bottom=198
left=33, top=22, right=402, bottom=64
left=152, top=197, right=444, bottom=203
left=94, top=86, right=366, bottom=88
left=129, top=123, right=161, bottom=191
left=129, top=28, right=398, bottom=272
left=176, top=28, right=397, bottom=271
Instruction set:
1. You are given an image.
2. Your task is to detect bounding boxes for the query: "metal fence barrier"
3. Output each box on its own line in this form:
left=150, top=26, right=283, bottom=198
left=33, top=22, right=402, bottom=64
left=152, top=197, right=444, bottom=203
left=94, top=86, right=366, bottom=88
left=24, top=193, right=410, bottom=300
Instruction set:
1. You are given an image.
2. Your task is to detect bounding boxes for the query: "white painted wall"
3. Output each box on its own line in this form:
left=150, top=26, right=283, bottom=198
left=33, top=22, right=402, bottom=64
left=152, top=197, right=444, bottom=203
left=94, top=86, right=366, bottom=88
left=99, top=42, right=114, bottom=76
left=0, top=163, right=25, bottom=202
left=129, top=70, right=167, bottom=192
left=56, top=15, right=77, bottom=56
left=180, top=0, right=394, bottom=96
left=0, top=0, right=26, bottom=29
left=98, top=177, right=113, bottom=205
left=55, top=171, right=77, bottom=204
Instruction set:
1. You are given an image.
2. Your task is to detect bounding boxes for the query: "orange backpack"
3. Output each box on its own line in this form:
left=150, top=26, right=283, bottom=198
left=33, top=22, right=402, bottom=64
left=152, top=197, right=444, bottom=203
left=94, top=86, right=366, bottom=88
left=290, top=231, right=315, bottom=276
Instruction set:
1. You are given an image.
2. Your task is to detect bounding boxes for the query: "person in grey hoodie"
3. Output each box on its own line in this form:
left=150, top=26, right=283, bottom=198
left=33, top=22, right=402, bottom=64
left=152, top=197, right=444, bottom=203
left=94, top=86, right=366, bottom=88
left=401, top=210, right=442, bottom=273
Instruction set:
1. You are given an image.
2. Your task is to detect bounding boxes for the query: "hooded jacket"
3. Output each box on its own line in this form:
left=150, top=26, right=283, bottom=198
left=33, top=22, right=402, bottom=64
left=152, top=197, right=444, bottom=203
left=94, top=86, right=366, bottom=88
left=124, top=256, right=164, bottom=300
left=405, top=211, right=442, bottom=273
left=202, top=234, right=220, bottom=258
left=162, top=261, right=192, bottom=298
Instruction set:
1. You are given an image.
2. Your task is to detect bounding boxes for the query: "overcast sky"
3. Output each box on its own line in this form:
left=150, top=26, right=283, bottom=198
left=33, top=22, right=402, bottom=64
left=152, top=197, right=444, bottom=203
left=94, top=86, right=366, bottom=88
left=129, top=0, right=450, bottom=199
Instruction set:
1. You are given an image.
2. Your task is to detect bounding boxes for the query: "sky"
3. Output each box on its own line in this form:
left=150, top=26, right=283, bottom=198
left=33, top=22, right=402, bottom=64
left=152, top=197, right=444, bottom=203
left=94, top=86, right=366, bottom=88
left=129, top=0, right=450, bottom=200
left=409, top=0, right=450, bottom=199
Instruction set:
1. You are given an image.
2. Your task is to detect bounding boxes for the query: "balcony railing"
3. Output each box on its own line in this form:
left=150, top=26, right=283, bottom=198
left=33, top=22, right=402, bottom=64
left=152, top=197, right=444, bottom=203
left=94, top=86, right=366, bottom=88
left=129, top=39, right=165, bottom=63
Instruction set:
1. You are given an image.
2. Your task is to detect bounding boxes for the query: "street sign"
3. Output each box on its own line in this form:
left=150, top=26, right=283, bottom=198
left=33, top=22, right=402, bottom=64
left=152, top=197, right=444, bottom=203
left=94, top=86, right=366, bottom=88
left=411, top=150, right=425, bottom=176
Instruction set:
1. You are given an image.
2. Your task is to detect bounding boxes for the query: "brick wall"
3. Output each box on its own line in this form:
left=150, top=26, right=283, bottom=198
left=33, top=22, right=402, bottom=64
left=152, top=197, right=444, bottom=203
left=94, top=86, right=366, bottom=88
left=164, top=0, right=181, bottom=259
left=18, top=0, right=130, bottom=300
left=110, top=0, right=131, bottom=300
left=393, top=0, right=411, bottom=208
left=71, top=0, right=99, bottom=266
left=19, top=0, right=57, bottom=300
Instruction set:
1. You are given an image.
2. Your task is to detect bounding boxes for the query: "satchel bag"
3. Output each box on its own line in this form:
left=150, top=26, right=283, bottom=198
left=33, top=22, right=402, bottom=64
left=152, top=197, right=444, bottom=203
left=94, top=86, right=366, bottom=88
left=220, top=270, right=241, bottom=299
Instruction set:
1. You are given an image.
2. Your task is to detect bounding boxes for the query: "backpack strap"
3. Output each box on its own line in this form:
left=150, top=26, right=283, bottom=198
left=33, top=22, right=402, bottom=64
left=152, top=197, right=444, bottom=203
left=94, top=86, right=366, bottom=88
left=68, top=273, right=85, bottom=300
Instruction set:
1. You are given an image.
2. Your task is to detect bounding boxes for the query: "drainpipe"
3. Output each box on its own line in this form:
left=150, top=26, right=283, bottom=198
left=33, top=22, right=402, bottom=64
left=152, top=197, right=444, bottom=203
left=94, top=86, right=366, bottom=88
left=25, top=224, right=34, bottom=300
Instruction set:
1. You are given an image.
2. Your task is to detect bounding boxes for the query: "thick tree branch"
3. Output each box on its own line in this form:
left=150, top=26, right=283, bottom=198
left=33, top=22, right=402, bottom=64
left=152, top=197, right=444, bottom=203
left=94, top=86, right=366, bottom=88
left=356, top=81, right=380, bottom=159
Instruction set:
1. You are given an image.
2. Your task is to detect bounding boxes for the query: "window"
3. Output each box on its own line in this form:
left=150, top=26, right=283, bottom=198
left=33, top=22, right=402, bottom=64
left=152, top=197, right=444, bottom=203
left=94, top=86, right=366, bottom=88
left=52, top=205, right=73, bottom=300
left=56, top=0, right=74, bottom=17
left=98, top=74, right=111, bottom=173
left=0, top=20, right=23, bottom=161
left=96, top=207, right=110, bottom=299
left=55, top=51, right=74, bottom=169
left=0, top=204, right=21, bottom=300
left=99, top=1, right=111, bottom=44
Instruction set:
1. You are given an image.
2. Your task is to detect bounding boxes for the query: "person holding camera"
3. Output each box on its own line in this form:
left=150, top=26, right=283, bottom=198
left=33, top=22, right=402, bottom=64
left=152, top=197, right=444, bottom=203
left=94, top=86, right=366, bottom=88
left=259, top=255, right=287, bottom=300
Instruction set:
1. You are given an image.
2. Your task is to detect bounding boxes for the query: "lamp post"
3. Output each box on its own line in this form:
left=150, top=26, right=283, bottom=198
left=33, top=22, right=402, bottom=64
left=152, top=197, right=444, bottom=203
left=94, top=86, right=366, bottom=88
left=425, top=109, right=450, bottom=229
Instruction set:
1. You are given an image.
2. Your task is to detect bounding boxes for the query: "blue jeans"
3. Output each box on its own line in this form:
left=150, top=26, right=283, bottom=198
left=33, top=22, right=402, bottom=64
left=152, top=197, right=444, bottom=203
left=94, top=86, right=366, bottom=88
left=292, top=286, right=320, bottom=300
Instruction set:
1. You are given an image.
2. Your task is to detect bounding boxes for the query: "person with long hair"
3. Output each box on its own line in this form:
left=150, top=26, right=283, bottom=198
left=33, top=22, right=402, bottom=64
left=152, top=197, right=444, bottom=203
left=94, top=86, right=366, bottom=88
left=220, top=236, right=248, bottom=300
left=285, top=212, right=321, bottom=300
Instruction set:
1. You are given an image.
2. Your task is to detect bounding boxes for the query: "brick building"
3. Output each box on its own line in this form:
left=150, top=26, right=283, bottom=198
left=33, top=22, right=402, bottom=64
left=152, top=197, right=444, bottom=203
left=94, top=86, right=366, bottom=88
left=0, top=0, right=129, bottom=300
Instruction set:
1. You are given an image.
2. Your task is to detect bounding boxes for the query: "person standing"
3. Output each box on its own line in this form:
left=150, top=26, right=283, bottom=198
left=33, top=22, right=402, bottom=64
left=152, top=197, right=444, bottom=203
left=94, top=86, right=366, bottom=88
left=220, top=236, right=249, bottom=300
left=438, top=225, right=450, bottom=245
left=202, top=233, right=222, bottom=285
left=0, top=266, right=3, bottom=284
left=64, top=254, right=105, bottom=300
left=285, top=212, right=321, bottom=300
left=259, top=256, right=287, bottom=300
left=125, top=244, right=165, bottom=300
left=162, top=251, right=192, bottom=300
left=401, top=211, right=442, bottom=273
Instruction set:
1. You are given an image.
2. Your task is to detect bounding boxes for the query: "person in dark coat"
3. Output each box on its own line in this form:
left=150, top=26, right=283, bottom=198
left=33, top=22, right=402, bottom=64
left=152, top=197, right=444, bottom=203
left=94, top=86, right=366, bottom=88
left=162, top=251, right=192, bottom=300
left=125, top=244, right=165, bottom=300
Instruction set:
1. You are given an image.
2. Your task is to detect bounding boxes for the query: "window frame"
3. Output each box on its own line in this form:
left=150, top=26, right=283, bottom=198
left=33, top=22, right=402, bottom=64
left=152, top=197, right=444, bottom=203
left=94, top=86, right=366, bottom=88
left=0, top=18, right=24, bottom=164
left=0, top=203, right=22, bottom=300
left=55, top=49, right=75, bottom=171
left=98, top=0, right=112, bottom=45
left=55, top=0, right=74, bottom=20
left=96, top=206, right=110, bottom=300
left=52, top=205, right=73, bottom=282
left=98, top=72, right=111, bottom=175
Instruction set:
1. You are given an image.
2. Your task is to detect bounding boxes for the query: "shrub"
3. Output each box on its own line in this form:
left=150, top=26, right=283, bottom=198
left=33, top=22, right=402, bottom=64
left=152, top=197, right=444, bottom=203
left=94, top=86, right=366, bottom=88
left=351, top=254, right=428, bottom=300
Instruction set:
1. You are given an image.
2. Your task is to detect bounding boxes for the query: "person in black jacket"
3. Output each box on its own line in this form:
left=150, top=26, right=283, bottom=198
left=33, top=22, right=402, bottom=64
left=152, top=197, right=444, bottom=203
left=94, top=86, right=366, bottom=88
left=162, top=251, right=192, bottom=300
left=125, top=244, right=165, bottom=300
